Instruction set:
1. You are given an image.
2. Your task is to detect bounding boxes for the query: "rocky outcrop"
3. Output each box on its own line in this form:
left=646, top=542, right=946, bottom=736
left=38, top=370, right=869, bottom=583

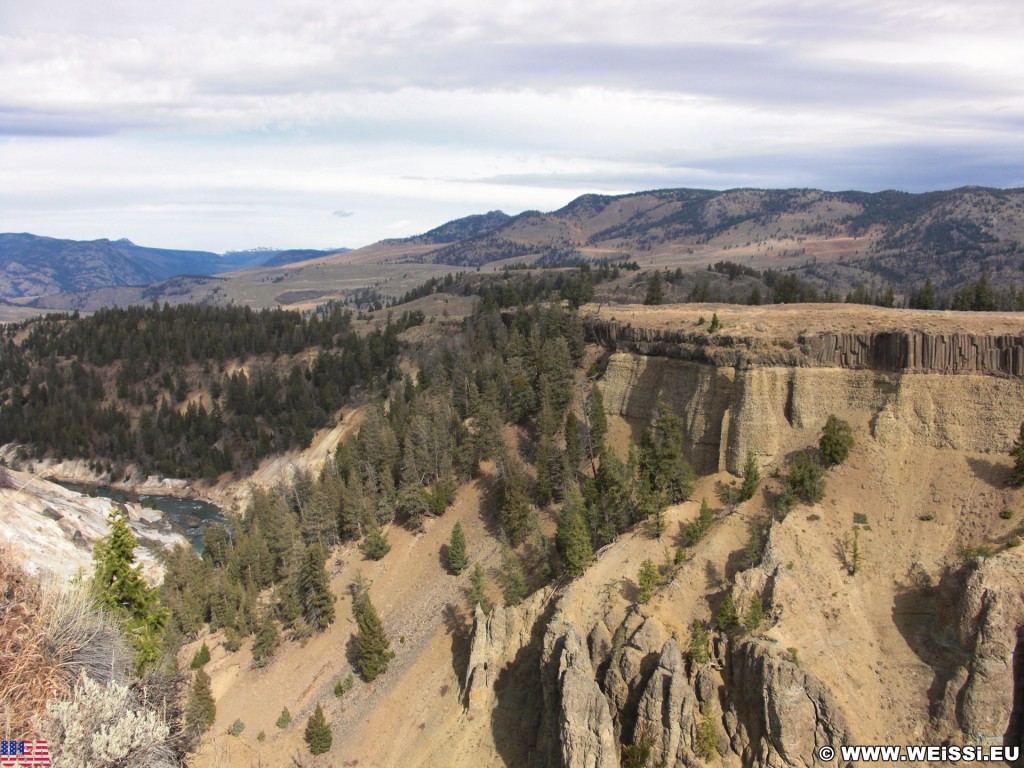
left=538, top=623, right=620, bottom=768
left=725, top=638, right=852, bottom=768
left=600, top=352, right=1024, bottom=474
left=0, top=467, right=186, bottom=582
left=465, top=590, right=553, bottom=711
left=933, top=554, right=1024, bottom=749
left=632, top=638, right=701, bottom=767
left=585, top=318, right=1024, bottom=377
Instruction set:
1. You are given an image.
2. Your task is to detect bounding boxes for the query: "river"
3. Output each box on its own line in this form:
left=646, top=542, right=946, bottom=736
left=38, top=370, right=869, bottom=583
left=58, top=481, right=226, bottom=553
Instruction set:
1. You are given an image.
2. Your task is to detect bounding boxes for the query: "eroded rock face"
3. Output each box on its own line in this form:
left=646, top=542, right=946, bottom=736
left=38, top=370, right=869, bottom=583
left=584, top=318, right=1024, bottom=378
left=547, top=625, right=620, bottom=768
left=725, top=638, right=851, bottom=768
left=632, top=638, right=700, bottom=767
left=934, top=555, right=1024, bottom=748
left=465, top=591, right=552, bottom=711
left=600, top=353, right=1024, bottom=475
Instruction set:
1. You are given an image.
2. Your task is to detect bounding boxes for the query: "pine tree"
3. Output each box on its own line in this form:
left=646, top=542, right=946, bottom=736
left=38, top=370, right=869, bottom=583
left=587, top=384, right=608, bottom=461
left=92, top=507, right=167, bottom=672
left=298, top=544, right=335, bottom=630
left=499, top=455, right=532, bottom=546
left=251, top=615, right=280, bottom=667
left=786, top=450, right=827, bottom=504
left=304, top=703, right=333, bottom=755
left=819, top=415, right=854, bottom=466
left=715, top=592, right=739, bottom=633
left=695, top=700, right=720, bottom=762
left=362, top=522, right=391, bottom=560
left=555, top=486, right=592, bottom=578
left=743, top=594, right=764, bottom=633
left=738, top=453, right=761, bottom=501
left=636, top=559, right=660, bottom=604
left=643, top=270, right=663, bottom=305
left=499, top=548, right=528, bottom=606
left=275, top=707, right=292, bottom=729
left=688, top=620, right=710, bottom=664
left=190, top=641, right=211, bottom=669
left=353, top=588, right=394, bottom=681
left=448, top=522, right=468, bottom=575
left=184, top=669, right=216, bottom=739
left=534, top=431, right=554, bottom=507
left=468, top=563, right=491, bottom=612
left=564, top=412, right=583, bottom=478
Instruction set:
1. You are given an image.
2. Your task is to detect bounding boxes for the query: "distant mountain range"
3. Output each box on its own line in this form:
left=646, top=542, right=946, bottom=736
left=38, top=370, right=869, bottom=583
left=379, top=186, right=1024, bottom=294
left=0, top=234, right=348, bottom=300
left=6, top=186, right=1024, bottom=305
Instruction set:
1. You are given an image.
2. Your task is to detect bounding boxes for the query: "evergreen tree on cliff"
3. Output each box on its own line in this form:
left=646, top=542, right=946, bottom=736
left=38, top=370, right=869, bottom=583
left=353, top=587, right=394, bottom=681
left=92, top=506, right=167, bottom=671
left=448, top=522, right=468, bottom=575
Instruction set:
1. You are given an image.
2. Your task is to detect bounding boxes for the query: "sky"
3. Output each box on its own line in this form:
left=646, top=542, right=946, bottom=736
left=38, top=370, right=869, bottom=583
left=1, top=0, right=1023, bottom=253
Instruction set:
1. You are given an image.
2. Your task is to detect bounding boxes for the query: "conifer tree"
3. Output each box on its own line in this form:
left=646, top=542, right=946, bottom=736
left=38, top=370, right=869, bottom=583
left=636, top=558, right=660, bottom=604
left=743, top=594, right=764, bottom=633
left=738, top=453, right=761, bottom=502
left=534, top=431, right=554, bottom=507
left=499, top=547, right=528, bottom=606
left=304, top=703, right=333, bottom=755
left=361, top=522, right=391, bottom=560
left=251, top=615, right=280, bottom=667
left=468, top=563, right=491, bottom=612
left=564, top=411, right=583, bottom=476
left=716, top=592, right=739, bottom=633
left=298, top=544, right=335, bottom=630
left=819, top=415, right=854, bottom=466
left=184, top=669, right=216, bottom=739
left=499, top=455, right=532, bottom=546
left=644, top=270, right=663, bottom=305
left=448, top=522, right=468, bottom=575
left=190, top=641, right=211, bottom=669
left=92, top=507, right=167, bottom=672
left=556, top=486, right=592, bottom=578
left=688, top=620, right=710, bottom=664
left=353, top=588, right=394, bottom=681
left=587, top=384, right=608, bottom=463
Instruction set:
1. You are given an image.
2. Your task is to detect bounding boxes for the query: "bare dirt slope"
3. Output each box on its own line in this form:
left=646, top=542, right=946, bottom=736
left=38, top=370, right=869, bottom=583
left=190, top=469, right=508, bottom=768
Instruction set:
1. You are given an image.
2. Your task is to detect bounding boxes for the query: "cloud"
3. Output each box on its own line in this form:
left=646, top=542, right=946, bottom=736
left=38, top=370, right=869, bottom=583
left=0, top=0, right=1022, bottom=249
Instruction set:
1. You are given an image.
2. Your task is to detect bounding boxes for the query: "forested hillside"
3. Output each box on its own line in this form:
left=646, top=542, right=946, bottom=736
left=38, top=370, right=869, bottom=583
left=0, top=303, right=422, bottom=478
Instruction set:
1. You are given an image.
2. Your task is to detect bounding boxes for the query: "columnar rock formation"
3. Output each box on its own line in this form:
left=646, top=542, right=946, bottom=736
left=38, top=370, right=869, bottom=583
left=584, top=317, right=1024, bottom=377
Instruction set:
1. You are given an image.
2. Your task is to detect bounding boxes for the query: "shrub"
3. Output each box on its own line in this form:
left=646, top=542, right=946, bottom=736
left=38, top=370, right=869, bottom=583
left=333, top=672, right=354, bottom=698
left=37, top=676, right=174, bottom=768
left=228, top=718, right=245, bottom=737
left=1000, top=508, right=1014, bottom=520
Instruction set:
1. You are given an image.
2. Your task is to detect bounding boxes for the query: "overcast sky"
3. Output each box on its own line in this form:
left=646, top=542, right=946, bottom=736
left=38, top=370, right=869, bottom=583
left=2, top=0, right=1023, bottom=252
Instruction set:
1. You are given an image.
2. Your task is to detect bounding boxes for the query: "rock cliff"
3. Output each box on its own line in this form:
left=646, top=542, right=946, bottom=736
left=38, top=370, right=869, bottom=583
left=584, top=317, right=1024, bottom=377
left=931, top=554, right=1024, bottom=751
left=600, top=353, right=1024, bottom=475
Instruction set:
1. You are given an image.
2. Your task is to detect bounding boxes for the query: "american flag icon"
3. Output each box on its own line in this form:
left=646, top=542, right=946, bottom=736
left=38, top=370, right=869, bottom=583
left=0, top=740, right=51, bottom=767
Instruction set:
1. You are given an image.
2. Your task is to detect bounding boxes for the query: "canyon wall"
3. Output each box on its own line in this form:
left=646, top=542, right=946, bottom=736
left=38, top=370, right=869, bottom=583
left=599, top=354, right=1024, bottom=476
